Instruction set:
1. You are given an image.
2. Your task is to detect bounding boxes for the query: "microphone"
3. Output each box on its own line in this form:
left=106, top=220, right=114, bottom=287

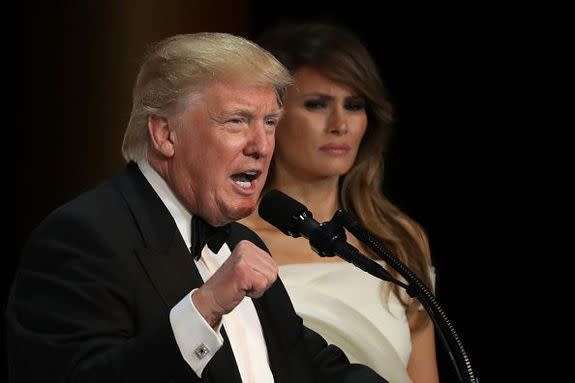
left=259, top=189, right=343, bottom=256
left=258, top=190, right=317, bottom=238
left=259, top=190, right=396, bottom=282
left=260, top=192, right=477, bottom=383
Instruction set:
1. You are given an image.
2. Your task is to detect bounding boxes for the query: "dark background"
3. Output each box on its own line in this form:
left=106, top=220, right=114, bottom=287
left=7, top=1, right=540, bottom=381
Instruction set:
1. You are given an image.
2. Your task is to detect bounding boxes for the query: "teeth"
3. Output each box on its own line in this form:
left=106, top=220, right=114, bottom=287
left=235, top=180, right=252, bottom=189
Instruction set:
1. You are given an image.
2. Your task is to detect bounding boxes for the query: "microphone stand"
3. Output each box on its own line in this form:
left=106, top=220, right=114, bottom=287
left=329, top=210, right=479, bottom=383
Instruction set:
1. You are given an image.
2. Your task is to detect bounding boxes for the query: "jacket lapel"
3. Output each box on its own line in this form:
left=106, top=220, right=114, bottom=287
left=115, top=162, right=204, bottom=307
left=204, top=327, right=242, bottom=382
left=135, top=242, right=203, bottom=309
left=114, top=163, right=242, bottom=382
left=224, top=222, right=304, bottom=383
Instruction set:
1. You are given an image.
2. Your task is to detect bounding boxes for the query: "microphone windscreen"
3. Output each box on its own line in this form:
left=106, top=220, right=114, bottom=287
left=258, top=190, right=308, bottom=236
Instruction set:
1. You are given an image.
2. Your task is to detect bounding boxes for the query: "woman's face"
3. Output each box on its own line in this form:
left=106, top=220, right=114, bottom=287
left=273, top=66, right=368, bottom=182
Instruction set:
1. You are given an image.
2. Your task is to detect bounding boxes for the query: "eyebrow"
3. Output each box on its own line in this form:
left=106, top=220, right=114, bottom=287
left=301, top=92, right=363, bottom=100
left=266, top=109, right=284, bottom=120
left=215, top=107, right=284, bottom=120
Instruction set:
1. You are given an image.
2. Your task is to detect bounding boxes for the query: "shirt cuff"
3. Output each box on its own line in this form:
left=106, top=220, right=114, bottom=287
left=169, top=289, right=224, bottom=377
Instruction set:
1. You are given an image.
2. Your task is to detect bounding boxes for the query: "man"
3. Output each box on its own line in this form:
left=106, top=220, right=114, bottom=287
left=6, top=33, right=387, bottom=382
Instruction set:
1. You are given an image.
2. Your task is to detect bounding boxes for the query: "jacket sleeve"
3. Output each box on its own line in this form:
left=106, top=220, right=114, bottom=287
left=6, top=210, right=194, bottom=383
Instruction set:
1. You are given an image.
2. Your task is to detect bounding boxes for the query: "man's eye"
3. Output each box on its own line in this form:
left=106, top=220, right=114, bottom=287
left=265, top=118, right=279, bottom=130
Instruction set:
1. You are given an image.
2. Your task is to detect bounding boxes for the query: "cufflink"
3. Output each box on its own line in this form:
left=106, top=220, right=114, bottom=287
left=194, top=343, right=210, bottom=360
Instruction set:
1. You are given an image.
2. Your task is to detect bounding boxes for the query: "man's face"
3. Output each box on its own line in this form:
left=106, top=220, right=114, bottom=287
left=168, top=80, right=281, bottom=226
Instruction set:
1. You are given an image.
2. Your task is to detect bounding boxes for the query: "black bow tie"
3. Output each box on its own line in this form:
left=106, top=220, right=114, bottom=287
left=190, top=215, right=231, bottom=260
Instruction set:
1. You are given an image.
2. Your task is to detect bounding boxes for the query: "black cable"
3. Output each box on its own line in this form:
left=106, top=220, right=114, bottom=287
left=333, top=210, right=479, bottom=383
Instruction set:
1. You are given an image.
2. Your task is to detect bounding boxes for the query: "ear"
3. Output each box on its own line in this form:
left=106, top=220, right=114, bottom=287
left=148, top=114, right=176, bottom=157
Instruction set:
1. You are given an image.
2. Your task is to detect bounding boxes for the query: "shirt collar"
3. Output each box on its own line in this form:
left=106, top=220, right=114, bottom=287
left=137, top=160, right=193, bottom=250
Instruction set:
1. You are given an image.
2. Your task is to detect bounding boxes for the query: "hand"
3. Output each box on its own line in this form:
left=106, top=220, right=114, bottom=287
left=192, top=240, right=277, bottom=327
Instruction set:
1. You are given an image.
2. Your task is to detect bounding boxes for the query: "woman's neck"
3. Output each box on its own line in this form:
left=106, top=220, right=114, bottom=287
left=269, top=177, right=340, bottom=223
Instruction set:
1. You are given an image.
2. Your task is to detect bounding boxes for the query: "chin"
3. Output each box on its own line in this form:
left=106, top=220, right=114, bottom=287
left=228, top=203, right=256, bottom=222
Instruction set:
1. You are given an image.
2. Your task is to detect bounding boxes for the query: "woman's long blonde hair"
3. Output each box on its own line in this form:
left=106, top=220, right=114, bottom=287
left=259, top=23, right=434, bottom=323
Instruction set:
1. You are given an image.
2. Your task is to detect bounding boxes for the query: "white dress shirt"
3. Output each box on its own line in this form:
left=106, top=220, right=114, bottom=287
left=138, top=161, right=274, bottom=382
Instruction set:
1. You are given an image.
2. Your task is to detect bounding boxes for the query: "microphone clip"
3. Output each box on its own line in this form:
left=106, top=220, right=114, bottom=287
left=308, top=220, right=347, bottom=258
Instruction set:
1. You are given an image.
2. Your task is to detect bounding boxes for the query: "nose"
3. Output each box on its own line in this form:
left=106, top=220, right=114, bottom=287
left=244, top=122, right=273, bottom=160
left=328, top=106, right=348, bottom=135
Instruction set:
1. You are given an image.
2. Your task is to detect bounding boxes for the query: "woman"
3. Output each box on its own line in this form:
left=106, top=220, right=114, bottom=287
left=241, top=23, right=439, bottom=382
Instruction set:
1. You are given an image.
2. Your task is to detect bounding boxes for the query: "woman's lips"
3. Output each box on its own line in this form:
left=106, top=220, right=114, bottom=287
left=319, top=143, right=351, bottom=155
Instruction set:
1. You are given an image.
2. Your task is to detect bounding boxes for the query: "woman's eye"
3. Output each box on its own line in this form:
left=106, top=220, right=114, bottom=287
left=345, top=99, right=366, bottom=111
left=304, top=99, right=327, bottom=110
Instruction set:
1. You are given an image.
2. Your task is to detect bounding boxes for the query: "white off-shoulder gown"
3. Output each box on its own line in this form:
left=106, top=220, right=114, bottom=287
left=279, top=261, right=432, bottom=383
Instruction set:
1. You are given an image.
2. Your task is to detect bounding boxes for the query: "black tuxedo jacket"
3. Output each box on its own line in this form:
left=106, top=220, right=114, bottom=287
left=6, top=163, right=387, bottom=382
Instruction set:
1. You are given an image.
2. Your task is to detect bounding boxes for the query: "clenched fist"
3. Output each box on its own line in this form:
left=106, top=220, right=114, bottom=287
left=192, top=240, right=277, bottom=327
